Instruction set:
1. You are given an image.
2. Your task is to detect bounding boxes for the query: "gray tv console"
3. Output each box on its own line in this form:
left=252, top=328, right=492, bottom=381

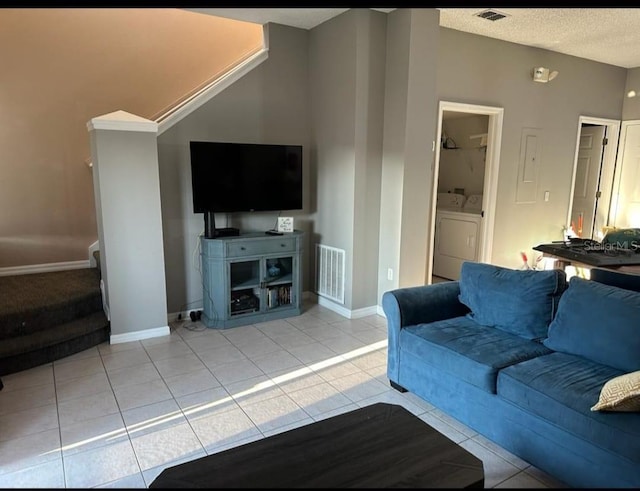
left=200, top=231, right=303, bottom=329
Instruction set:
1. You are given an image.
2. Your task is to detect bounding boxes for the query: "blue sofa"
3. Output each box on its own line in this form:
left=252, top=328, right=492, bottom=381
left=383, top=262, right=640, bottom=488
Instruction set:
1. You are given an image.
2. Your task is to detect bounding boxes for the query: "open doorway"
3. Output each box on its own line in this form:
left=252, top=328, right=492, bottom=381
left=426, top=101, right=504, bottom=284
left=567, top=116, right=620, bottom=240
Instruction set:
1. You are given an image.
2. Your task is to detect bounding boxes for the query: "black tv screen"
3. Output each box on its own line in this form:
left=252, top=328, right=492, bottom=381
left=190, top=141, right=303, bottom=213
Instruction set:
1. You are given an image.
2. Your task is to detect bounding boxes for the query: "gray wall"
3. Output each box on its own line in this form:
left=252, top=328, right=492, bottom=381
left=308, top=11, right=357, bottom=309
left=437, top=28, right=627, bottom=269
left=438, top=114, right=489, bottom=196
left=398, top=9, right=441, bottom=287
left=158, top=23, right=310, bottom=315
left=90, top=120, right=168, bottom=337
left=623, top=67, right=640, bottom=120
left=156, top=8, right=631, bottom=318
left=377, top=8, right=440, bottom=302
left=309, top=8, right=387, bottom=311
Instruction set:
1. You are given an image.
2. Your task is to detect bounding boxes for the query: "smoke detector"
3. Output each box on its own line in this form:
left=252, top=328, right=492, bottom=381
left=475, top=9, right=509, bottom=21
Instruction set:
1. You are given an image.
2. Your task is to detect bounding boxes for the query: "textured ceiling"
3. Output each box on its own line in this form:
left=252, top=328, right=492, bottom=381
left=439, top=8, right=640, bottom=69
left=190, top=8, right=640, bottom=69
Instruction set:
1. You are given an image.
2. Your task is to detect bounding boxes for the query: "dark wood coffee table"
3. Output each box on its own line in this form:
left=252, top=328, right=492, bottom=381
left=149, top=402, right=484, bottom=488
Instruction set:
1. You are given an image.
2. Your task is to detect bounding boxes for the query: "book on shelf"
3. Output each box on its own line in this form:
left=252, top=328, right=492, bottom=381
left=268, top=285, right=292, bottom=308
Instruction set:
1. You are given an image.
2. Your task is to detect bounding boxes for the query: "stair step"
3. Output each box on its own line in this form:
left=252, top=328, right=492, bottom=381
left=93, top=250, right=101, bottom=274
left=0, top=268, right=102, bottom=339
left=0, top=311, right=110, bottom=376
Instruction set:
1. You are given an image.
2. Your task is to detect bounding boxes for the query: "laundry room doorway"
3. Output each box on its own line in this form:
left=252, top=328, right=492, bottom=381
left=426, top=101, right=504, bottom=284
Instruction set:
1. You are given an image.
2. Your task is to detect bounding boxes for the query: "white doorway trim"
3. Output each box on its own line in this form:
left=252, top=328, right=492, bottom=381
left=426, top=101, right=504, bottom=284
left=567, top=116, right=620, bottom=238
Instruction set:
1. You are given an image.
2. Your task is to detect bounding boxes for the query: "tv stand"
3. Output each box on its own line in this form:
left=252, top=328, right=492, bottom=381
left=200, top=231, right=303, bottom=329
left=204, top=211, right=239, bottom=239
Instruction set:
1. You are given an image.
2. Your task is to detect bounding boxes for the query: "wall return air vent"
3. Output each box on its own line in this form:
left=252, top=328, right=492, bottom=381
left=475, top=9, right=509, bottom=21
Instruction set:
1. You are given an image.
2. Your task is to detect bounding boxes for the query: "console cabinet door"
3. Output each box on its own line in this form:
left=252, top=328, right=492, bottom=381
left=201, top=232, right=303, bottom=329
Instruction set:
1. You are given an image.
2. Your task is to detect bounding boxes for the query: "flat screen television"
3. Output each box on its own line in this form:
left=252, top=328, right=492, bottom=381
left=190, top=141, right=303, bottom=214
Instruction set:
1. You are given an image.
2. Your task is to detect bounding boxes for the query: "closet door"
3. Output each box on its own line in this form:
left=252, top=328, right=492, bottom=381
left=610, top=121, right=640, bottom=228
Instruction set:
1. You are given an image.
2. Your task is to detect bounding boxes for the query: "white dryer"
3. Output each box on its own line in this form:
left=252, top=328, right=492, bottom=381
left=433, top=193, right=483, bottom=280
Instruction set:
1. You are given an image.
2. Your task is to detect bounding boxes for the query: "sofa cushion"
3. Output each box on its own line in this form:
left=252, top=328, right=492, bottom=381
left=458, top=262, right=567, bottom=340
left=543, top=277, right=640, bottom=373
left=399, top=316, right=552, bottom=393
left=591, top=370, right=640, bottom=412
left=497, top=352, right=640, bottom=464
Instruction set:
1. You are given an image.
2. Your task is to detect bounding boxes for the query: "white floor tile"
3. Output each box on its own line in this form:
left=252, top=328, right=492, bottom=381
left=189, top=406, right=262, bottom=449
left=55, top=370, right=112, bottom=403
left=101, top=346, right=151, bottom=372
left=0, top=382, right=55, bottom=415
left=53, top=355, right=105, bottom=383
left=163, top=367, right=221, bottom=398
left=0, top=428, right=61, bottom=475
left=152, top=352, right=208, bottom=379
left=251, top=348, right=304, bottom=374
left=129, top=421, right=205, bottom=471
left=286, top=381, right=353, bottom=417
left=460, top=438, right=522, bottom=488
left=0, top=364, right=54, bottom=392
left=63, top=440, right=141, bottom=488
left=113, top=379, right=173, bottom=412
left=122, top=399, right=186, bottom=438
left=241, top=393, right=310, bottom=433
left=143, top=338, right=195, bottom=362
left=0, top=304, right=562, bottom=488
left=0, top=458, right=65, bottom=488
left=176, top=386, right=237, bottom=421
left=107, top=361, right=162, bottom=389
left=60, top=412, right=127, bottom=457
left=58, top=390, right=120, bottom=428
left=0, top=403, right=59, bottom=441
left=208, top=358, right=264, bottom=385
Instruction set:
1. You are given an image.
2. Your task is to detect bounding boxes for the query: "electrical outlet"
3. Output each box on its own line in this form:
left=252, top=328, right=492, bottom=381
left=387, top=268, right=393, bottom=281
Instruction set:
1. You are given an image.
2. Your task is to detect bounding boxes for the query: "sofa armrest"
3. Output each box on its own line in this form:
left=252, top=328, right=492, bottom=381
left=382, top=281, right=468, bottom=328
left=382, top=281, right=469, bottom=383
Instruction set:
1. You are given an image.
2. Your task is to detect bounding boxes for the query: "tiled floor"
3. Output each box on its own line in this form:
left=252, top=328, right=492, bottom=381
left=0, top=300, right=568, bottom=488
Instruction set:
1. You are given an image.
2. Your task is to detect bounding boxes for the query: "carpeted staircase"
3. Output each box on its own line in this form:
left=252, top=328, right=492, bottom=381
left=0, top=256, right=110, bottom=377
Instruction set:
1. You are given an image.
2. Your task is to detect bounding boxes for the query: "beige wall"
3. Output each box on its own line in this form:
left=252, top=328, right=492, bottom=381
left=0, top=8, right=262, bottom=268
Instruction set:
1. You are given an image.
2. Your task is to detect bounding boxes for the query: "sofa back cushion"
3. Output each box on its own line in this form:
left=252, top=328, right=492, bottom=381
left=543, top=276, right=640, bottom=372
left=458, top=262, right=567, bottom=340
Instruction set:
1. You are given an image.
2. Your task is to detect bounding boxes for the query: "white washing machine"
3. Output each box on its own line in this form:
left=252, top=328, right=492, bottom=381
left=433, top=193, right=483, bottom=280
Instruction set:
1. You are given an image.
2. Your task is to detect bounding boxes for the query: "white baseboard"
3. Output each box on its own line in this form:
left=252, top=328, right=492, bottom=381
left=0, top=260, right=90, bottom=277
left=166, top=292, right=382, bottom=325
left=88, top=240, right=99, bottom=268
left=314, top=294, right=378, bottom=320
left=110, top=325, right=170, bottom=344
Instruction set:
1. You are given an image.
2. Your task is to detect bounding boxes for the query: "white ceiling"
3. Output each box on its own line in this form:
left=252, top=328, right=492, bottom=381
left=190, top=7, right=640, bottom=69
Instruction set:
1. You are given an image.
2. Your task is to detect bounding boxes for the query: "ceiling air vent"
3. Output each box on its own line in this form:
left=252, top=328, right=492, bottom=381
left=475, top=9, right=508, bottom=21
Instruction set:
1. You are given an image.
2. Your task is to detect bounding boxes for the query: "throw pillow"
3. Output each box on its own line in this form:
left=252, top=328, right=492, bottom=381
left=458, top=262, right=567, bottom=340
left=591, top=370, right=640, bottom=412
left=543, top=277, right=640, bottom=373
